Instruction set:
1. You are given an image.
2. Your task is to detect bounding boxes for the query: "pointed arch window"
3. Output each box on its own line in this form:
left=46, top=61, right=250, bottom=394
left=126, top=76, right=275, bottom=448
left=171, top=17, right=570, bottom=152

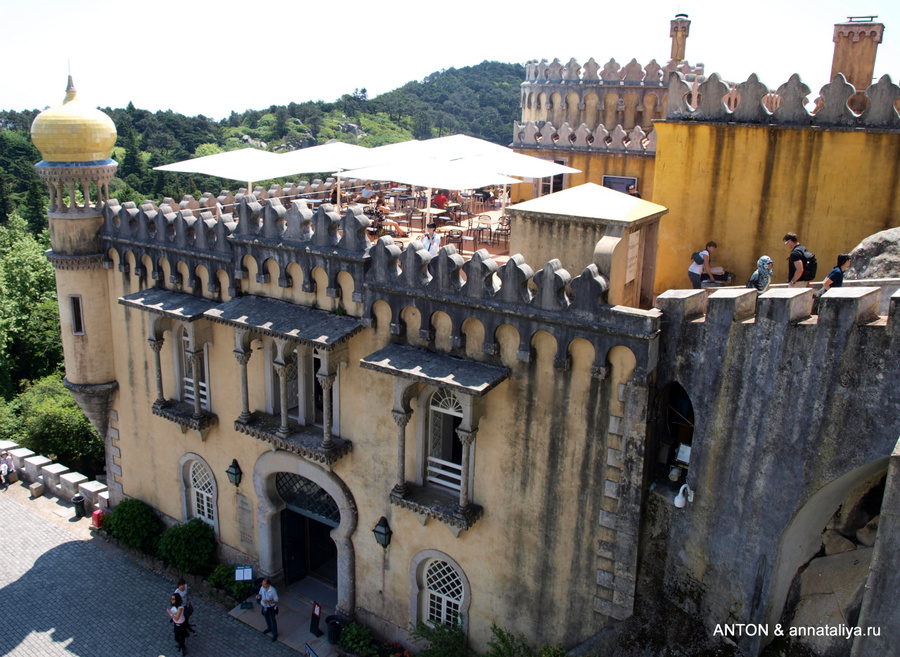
left=179, top=325, right=210, bottom=410
left=427, top=389, right=464, bottom=493
left=189, top=460, right=216, bottom=525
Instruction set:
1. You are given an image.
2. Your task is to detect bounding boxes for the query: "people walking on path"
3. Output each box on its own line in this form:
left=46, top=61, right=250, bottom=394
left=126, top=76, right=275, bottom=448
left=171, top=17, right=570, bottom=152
left=746, top=255, right=774, bottom=293
left=168, top=591, right=189, bottom=655
left=175, top=578, right=198, bottom=636
left=783, top=232, right=818, bottom=287
left=688, top=241, right=718, bottom=289
left=822, top=254, right=852, bottom=291
left=257, top=578, right=279, bottom=642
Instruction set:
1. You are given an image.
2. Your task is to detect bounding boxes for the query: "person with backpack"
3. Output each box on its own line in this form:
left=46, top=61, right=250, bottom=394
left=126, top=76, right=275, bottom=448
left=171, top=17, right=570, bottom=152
left=687, top=241, right=718, bottom=289
left=783, top=232, right=818, bottom=287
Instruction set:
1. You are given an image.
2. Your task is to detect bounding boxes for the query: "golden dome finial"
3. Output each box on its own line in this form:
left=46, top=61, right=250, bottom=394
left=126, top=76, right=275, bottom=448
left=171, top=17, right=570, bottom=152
left=31, top=76, right=117, bottom=163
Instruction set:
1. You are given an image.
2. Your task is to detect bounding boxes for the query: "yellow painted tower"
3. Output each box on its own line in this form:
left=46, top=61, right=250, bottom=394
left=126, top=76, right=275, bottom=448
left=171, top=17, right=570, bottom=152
left=31, top=77, right=119, bottom=437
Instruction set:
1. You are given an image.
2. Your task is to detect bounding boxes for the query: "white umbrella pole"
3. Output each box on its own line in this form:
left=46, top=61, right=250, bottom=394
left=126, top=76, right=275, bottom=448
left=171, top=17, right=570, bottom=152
left=336, top=174, right=342, bottom=212
left=427, top=187, right=433, bottom=223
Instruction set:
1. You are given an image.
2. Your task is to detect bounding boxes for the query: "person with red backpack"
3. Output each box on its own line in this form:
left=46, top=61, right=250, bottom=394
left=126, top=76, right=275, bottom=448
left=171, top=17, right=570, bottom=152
left=783, top=232, right=818, bottom=287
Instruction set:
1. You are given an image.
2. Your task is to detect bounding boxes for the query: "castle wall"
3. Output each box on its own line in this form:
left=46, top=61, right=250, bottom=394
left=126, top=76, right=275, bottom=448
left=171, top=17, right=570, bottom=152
left=90, top=196, right=662, bottom=651
left=655, top=286, right=900, bottom=655
left=653, top=121, right=900, bottom=293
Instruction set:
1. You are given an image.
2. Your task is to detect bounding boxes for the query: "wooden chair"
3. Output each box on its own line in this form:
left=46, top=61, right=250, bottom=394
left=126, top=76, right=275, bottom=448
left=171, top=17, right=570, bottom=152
left=444, top=229, right=464, bottom=252
left=492, top=215, right=510, bottom=248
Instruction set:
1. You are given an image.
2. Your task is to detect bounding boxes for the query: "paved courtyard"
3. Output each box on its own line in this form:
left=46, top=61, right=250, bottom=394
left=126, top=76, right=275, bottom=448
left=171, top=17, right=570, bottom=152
left=0, top=482, right=307, bottom=657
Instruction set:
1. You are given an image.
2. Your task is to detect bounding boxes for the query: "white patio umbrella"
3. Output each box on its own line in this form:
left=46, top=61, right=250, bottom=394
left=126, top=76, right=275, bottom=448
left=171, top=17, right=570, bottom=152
left=274, top=141, right=386, bottom=210
left=341, top=158, right=521, bottom=220
left=153, top=148, right=286, bottom=192
left=458, top=151, right=581, bottom=211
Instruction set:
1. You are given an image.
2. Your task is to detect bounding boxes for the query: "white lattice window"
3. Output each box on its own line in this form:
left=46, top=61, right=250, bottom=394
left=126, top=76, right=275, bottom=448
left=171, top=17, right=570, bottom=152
left=190, top=460, right=216, bottom=525
left=425, top=559, right=463, bottom=626
left=180, top=327, right=210, bottom=410
left=427, top=389, right=464, bottom=493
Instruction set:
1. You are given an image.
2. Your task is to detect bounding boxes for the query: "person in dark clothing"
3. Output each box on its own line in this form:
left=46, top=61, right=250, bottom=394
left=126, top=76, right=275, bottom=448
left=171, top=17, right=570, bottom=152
left=783, top=232, right=816, bottom=287
left=822, top=254, right=851, bottom=291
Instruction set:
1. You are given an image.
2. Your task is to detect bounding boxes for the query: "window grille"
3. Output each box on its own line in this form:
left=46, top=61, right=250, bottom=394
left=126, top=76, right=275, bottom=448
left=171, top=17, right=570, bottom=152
left=425, top=560, right=462, bottom=626
left=276, top=472, right=340, bottom=527
left=190, top=461, right=215, bottom=524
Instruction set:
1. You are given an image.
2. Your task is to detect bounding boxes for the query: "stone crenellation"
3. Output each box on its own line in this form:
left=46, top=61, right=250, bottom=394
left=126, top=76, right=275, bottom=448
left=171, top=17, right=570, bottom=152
left=523, top=57, right=703, bottom=85
left=666, top=71, right=900, bottom=128
left=512, top=120, right=657, bottom=153
left=96, top=194, right=663, bottom=379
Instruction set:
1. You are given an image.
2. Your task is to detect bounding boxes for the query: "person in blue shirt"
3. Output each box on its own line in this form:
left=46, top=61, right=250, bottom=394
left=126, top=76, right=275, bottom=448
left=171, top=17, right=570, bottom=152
left=823, top=254, right=851, bottom=291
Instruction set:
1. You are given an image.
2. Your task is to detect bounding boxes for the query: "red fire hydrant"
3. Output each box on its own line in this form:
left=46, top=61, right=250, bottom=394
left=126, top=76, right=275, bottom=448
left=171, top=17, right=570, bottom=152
left=92, top=508, right=107, bottom=529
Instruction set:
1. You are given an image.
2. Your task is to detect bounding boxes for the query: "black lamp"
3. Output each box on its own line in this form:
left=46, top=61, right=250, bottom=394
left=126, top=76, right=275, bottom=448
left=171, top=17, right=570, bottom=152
left=226, top=459, right=243, bottom=487
left=373, top=516, right=392, bottom=548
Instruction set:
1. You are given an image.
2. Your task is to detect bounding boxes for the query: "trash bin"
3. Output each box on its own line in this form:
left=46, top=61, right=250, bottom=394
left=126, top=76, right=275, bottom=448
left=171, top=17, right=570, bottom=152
left=325, top=615, right=342, bottom=645
left=72, top=495, right=86, bottom=518
left=91, top=508, right=107, bottom=528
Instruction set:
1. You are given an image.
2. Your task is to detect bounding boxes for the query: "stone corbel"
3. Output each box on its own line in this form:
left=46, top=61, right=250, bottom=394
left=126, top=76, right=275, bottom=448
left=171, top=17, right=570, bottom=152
left=593, top=225, right=625, bottom=282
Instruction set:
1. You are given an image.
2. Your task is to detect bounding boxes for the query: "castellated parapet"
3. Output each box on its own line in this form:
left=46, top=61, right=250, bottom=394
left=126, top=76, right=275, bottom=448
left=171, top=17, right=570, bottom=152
left=654, top=285, right=900, bottom=656
left=666, top=70, right=900, bottom=128
left=518, top=57, right=705, bottom=153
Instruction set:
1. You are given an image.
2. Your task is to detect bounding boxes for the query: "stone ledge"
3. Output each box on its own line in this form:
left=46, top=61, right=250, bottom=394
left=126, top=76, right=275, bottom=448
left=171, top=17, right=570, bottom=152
left=234, top=412, right=351, bottom=469
left=390, top=483, right=483, bottom=536
left=152, top=399, right=218, bottom=433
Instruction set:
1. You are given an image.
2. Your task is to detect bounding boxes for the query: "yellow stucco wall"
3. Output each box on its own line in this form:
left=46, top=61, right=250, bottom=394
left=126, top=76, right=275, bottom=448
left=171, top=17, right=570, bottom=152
left=98, top=250, right=639, bottom=650
left=511, top=148, right=657, bottom=203
left=652, top=121, right=900, bottom=293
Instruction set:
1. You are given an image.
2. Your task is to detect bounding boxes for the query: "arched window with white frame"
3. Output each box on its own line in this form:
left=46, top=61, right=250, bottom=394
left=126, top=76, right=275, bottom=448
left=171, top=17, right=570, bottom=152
left=410, top=550, right=470, bottom=631
left=179, top=325, right=209, bottom=410
left=179, top=454, right=219, bottom=535
left=427, top=389, right=464, bottom=493
left=190, top=460, right=216, bottom=524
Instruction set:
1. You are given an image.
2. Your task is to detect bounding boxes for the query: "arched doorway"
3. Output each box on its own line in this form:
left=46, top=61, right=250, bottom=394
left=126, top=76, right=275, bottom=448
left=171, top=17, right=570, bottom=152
left=652, top=381, right=695, bottom=485
left=276, top=472, right=339, bottom=586
left=253, top=450, right=358, bottom=617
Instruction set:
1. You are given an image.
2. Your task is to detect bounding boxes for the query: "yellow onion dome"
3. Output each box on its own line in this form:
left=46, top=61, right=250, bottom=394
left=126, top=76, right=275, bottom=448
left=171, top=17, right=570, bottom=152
left=31, top=76, right=117, bottom=164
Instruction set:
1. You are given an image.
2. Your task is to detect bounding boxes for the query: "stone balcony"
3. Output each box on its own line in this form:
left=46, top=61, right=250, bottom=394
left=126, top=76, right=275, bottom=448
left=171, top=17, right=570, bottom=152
left=234, top=411, right=351, bottom=469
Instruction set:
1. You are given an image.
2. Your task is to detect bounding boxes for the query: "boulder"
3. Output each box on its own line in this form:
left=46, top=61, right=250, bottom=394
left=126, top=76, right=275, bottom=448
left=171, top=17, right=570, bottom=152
left=822, top=529, right=856, bottom=555
left=855, top=514, right=880, bottom=547
left=847, top=227, right=900, bottom=279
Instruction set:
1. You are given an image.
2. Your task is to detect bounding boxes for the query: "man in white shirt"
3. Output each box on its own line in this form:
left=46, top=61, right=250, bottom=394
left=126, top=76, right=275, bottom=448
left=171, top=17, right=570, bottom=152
left=257, top=578, right=279, bottom=641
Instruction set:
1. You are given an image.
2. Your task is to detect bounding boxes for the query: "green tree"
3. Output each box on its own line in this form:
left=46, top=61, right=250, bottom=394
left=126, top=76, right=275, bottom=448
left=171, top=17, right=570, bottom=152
left=120, top=125, right=145, bottom=183
left=0, top=215, right=59, bottom=398
left=0, top=168, right=11, bottom=223
left=16, top=373, right=104, bottom=472
left=22, top=179, right=47, bottom=234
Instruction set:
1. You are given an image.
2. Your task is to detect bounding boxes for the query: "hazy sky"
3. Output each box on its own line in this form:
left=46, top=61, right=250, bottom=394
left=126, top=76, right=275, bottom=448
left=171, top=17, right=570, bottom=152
left=3, top=0, right=898, bottom=120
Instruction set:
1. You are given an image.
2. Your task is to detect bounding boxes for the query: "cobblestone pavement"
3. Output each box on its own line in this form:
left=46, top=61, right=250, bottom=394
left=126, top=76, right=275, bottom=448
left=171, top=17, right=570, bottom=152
left=0, top=484, right=302, bottom=657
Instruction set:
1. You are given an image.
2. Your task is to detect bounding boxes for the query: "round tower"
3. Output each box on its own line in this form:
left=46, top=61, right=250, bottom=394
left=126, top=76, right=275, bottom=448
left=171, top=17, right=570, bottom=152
left=31, top=76, right=118, bottom=435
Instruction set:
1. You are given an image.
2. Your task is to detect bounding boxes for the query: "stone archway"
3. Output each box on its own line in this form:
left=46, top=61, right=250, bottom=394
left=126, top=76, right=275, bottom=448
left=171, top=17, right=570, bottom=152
left=253, top=450, right=358, bottom=617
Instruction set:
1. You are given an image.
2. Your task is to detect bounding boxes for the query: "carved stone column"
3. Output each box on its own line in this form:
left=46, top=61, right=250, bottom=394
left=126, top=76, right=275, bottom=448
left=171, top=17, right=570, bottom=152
left=391, top=410, right=412, bottom=495
left=148, top=338, right=165, bottom=404
left=234, top=349, right=252, bottom=423
left=456, top=428, right=477, bottom=508
left=317, top=372, right=336, bottom=449
left=188, top=351, right=204, bottom=419
left=274, top=360, right=295, bottom=438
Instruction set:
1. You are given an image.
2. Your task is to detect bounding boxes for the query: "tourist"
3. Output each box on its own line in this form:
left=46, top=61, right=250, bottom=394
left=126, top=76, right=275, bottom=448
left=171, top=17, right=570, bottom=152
left=372, top=195, right=407, bottom=237
left=688, top=241, right=718, bottom=289
left=746, top=255, right=774, bottom=293
left=422, top=222, right=441, bottom=257
left=783, top=232, right=818, bottom=287
left=822, top=254, right=851, bottom=291
left=432, top=189, right=448, bottom=210
left=175, top=579, right=197, bottom=636
left=167, top=592, right=189, bottom=655
left=257, top=578, right=279, bottom=642
left=627, top=184, right=641, bottom=198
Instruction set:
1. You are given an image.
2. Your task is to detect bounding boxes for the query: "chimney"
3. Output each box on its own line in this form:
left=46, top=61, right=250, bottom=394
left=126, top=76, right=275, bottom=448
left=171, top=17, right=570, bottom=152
left=831, top=16, right=884, bottom=91
left=670, top=13, right=691, bottom=63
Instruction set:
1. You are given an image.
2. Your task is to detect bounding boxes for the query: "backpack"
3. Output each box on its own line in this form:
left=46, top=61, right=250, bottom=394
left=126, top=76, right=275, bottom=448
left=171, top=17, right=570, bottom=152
left=691, top=252, right=705, bottom=265
left=792, top=246, right=818, bottom=281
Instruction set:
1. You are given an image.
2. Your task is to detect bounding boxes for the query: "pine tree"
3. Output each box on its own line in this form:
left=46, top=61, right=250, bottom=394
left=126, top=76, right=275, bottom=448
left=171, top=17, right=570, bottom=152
left=0, top=168, right=11, bottom=224
left=23, top=179, right=46, bottom=234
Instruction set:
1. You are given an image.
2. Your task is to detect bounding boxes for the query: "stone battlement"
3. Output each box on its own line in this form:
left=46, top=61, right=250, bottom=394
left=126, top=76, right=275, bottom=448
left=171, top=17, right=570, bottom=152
left=666, top=71, right=900, bottom=128
left=657, top=286, right=900, bottom=335
left=512, top=120, right=656, bottom=153
left=93, top=196, right=662, bottom=378
left=523, top=57, right=703, bottom=85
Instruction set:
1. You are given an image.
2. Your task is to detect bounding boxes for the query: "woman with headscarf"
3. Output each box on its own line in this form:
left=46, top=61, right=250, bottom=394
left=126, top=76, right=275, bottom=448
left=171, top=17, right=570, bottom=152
left=746, top=255, right=773, bottom=293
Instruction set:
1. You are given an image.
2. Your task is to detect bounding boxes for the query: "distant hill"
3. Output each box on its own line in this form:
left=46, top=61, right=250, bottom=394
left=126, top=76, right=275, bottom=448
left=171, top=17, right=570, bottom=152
left=0, top=60, right=525, bottom=213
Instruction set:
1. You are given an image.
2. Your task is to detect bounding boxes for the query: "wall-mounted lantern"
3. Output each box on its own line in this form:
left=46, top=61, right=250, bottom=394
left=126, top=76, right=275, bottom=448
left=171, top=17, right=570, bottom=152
left=226, top=459, right=243, bottom=487
left=373, top=516, right=392, bottom=548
